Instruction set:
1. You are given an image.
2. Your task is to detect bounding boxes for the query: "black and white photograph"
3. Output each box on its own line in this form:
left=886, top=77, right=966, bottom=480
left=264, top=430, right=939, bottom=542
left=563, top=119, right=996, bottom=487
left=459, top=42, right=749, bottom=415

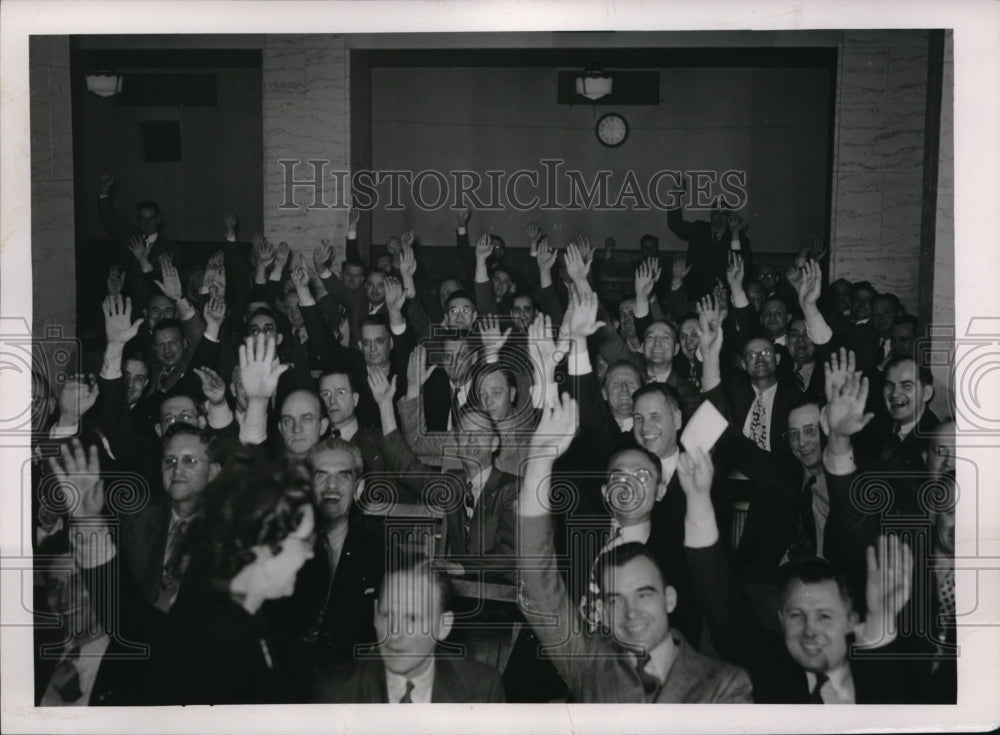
left=1, top=1, right=997, bottom=733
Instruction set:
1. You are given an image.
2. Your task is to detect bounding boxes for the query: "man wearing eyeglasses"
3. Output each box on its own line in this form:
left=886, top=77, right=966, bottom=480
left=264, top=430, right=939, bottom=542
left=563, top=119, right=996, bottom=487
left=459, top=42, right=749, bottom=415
left=117, top=424, right=221, bottom=611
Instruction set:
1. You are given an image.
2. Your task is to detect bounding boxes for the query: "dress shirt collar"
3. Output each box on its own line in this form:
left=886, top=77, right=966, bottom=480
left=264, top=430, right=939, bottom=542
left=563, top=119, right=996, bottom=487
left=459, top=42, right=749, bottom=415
left=635, top=631, right=678, bottom=687
left=896, top=418, right=918, bottom=439
left=616, top=416, right=633, bottom=432
left=806, top=662, right=855, bottom=704
left=325, top=522, right=350, bottom=571
left=385, top=658, right=435, bottom=703
left=659, top=449, right=679, bottom=487
left=610, top=519, right=651, bottom=547
left=465, top=465, right=493, bottom=502
left=647, top=365, right=673, bottom=384
left=145, top=232, right=159, bottom=245
left=335, top=417, right=359, bottom=441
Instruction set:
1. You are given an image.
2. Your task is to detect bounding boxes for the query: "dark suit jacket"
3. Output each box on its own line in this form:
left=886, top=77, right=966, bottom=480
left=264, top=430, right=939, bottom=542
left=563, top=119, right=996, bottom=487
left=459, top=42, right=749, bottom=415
left=723, top=376, right=803, bottom=458
left=519, top=514, right=752, bottom=703
left=312, top=650, right=505, bottom=702
left=381, top=430, right=518, bottom=581
left=684, top=540, right=913, bottom=703
left=666, top=208, right=752, bottom=300
left=118, top=492, right=172, bottom=605
left=266, top=511, right=383, bottom=669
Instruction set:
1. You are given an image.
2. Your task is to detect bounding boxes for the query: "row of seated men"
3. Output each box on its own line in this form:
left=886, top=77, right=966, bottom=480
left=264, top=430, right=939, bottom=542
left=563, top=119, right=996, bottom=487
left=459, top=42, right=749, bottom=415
left=29, top=183, right=955, bottom=705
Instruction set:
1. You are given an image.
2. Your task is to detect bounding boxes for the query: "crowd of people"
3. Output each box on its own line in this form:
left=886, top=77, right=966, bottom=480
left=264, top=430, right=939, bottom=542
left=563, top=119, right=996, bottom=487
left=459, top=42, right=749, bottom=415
left=29, top=173, right=956, bottom=705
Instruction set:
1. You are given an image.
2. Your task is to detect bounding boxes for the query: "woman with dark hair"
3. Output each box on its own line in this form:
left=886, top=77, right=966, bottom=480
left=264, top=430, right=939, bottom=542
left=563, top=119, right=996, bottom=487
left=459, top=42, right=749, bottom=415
left=152, top=453, right=317, bottom=704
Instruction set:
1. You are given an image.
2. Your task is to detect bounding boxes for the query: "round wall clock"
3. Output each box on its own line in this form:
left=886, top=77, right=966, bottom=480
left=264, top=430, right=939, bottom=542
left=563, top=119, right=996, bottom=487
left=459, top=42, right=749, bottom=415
left=596, top=112, right=629, bottom=147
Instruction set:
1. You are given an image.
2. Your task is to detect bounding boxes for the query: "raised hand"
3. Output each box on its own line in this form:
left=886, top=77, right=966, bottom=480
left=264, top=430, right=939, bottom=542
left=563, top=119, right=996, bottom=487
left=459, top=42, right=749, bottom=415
left=238, top=334, right=288, bottom=401
left=193, top=366, right=227, bottom=405
left=47, top=439, right=105, bottom=517
left=273, top=241, right=291, bottom=274
left=224, top=212, right=238, bottom=238
left=823, top=350, right=874, bottom=437
left=677, top=447, right=714, bottom=501
left=634, top=257, right=661, bottom=303
left=528, top=313, right=568, bottom=387
left=479, top=314, right=512, bottom=354
left=367, top=367, right=397, bottom=407
left=796, top=234, right=827, bottom=267
left=671, top=255, right=692, bottom=285
left=401, top=230, right=415, bottom=250
left=155, top=256, right=183, bottom=302
left=399, top=246, right=417, bottom=281
left=575, top=235, right=594, bottom=265
left=785, top=263, right=804, bottom=292
left=564, top=241, right=592, bottom=283
left=103, top=294, right=142, bottom=345
left=348, top=208, right=361, bottom=228
left=527, top=223, right=543, bottom=254
left=252, top=234, right=275, bottom=270
left=203, top=293, right=227, bottom=335
left=565, top=287, right=606, bottom=340
left=383, top=276, right=406, bottom=313
left=456, top=207, right=471, bottom=228
left=862, top=534, right=914, bottom=645
left=314, top=240, right=333, bottom=272
left=797, top=259, right=822, bottom=308
left=726, top=211, right=746, bottom=233
left=127, top=234, right=152, bottom=265
left=475, top=233, right=494, bottom=263
left=695, top=294, right=723, bottom=360
left=824, top=347, right=854, bottom=404
left=406, top=344, right=433, bottom=397
left=57, top=374, right=100, bottom=422
left=202, top=255, right=226, bottom=298
left=535, top=237, right=556, bottom=273
left=726, top=251, right=745, bottom=294
left=529, top=391, right=578, bottom=458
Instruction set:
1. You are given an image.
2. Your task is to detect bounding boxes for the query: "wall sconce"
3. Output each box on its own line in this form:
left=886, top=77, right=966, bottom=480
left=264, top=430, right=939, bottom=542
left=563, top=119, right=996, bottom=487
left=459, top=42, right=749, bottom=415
left=575, top=69, right=613, bottom=100
left=85, top=72, right=123, bottom=98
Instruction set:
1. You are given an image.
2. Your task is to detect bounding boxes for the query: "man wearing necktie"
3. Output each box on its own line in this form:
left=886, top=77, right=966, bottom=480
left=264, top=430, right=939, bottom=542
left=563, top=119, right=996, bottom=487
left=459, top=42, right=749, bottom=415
left=518, top=395, right=752, bottom=703
left=372, top=370, right=518, bottom=583
left=311, top=559, right=505, bottom=702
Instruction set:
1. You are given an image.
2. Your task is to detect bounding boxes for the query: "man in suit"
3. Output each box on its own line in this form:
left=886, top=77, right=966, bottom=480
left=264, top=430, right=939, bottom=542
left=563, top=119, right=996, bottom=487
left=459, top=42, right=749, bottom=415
left=318, top=370, right=386, bottom=475
left=372, top=370, right=518, bottom=582
left=312, top=558, right=505, bottom=702
left=34, top=553, right=155, bottom=706
left=724, top=336, right=803, bottom=456
left=267, top=437, right=383, bottom=672
left=666, top=189, right=752, bottom=301
left=119, top=424, right=221, bottom=610
left=680, top=444, right=915, bottom=703
left=518, top=394, right=752, bottom=703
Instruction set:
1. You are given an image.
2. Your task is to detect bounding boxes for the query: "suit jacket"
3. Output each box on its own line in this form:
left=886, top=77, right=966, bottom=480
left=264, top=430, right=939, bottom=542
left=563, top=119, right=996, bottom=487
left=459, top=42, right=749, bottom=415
left=312, top=650, right=505, bottom=703
left=519, top=514, right=752, bottom=703
left=684, top=540, right=913, bottom=703
left=723, top=376, right=803, bottom=458
left=119, top=492, right=172, bottom=605
left=381, top=429, right=518, bottom=581
left=666, top=208, right=752, bottom=300
left=266, top=511, right=383, bottom=669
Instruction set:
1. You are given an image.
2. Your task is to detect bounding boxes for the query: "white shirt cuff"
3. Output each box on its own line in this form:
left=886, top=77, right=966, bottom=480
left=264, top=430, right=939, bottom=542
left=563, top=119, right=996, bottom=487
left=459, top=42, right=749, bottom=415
left=731, top=292, right=749, bottom=309
left=390, top=320, right=407, bottom=336
left=823, top=445, right=856, bottom=476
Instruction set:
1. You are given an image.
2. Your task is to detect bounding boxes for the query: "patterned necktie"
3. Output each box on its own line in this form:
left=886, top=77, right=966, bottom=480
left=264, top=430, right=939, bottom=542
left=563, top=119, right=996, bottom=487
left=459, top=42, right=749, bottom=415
left=449, top=385, right=462, bottom=430
left=463, top=480, right=476, bottom=540
left=809, top=672, right=828, bottom=704
left=53, top=646, right=83, bottom=702
left=938, top=568, right=955, bottom=622
left=635, top=652, right=661, bottom=701
left=795, top=364, right=808, bottom=392
left=157, top=519, right=188, bottom=612
left=749, top=392, right=768, bottom=449
left=399, top=679, right=414, bottom=703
